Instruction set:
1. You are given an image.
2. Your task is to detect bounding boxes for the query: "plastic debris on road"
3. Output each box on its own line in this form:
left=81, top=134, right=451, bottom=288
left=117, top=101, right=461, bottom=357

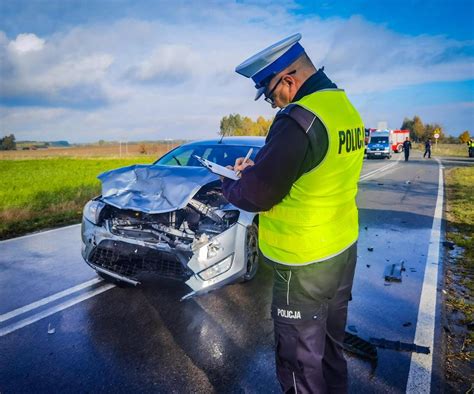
left=384, top=260, right=405, bottom=282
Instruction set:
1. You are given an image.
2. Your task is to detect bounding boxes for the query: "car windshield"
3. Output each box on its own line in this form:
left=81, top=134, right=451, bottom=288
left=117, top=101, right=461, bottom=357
left=154, top=144, right=260, bottom=167
left=370, top=137, right=388, bottom=144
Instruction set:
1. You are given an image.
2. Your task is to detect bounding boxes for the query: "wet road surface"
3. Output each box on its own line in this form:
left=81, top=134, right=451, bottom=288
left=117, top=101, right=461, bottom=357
left=1, top=153, right=471, bottom=393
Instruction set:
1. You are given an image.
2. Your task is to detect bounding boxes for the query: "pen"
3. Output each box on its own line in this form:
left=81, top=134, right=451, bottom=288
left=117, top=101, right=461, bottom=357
left=235, top=148, right=253, bottom=177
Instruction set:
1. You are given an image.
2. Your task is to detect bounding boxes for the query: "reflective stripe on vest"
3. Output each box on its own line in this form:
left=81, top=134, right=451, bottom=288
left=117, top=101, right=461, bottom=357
left=259, top=89, right=365, bottom=265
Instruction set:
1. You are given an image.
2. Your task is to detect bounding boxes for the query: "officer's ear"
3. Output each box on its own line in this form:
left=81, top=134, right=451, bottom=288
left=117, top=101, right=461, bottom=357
left=282, top=74, right=295, bottom=87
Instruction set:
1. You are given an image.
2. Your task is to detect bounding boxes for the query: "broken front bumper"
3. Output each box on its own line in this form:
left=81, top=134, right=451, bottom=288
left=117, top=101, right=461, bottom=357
left=81, top=216, right=250, bottom=297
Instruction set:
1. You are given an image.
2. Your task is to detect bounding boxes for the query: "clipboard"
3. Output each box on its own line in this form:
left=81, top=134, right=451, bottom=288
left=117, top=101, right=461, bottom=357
left=193, top=155, right=240, bottom=180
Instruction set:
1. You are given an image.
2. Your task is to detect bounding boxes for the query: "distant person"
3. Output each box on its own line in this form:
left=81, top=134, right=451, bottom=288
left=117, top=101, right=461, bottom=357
left=468, top=139, right=474, bottom=158
left=423, top=138, right=432, bottom=158
left=403, top=137, right=412, bottom=161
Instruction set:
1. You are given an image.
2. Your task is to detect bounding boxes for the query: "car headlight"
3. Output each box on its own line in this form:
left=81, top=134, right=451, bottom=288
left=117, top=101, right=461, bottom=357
left=198, top=254, right=233, bottom=281
left=83, top=200, right=106, bottom=225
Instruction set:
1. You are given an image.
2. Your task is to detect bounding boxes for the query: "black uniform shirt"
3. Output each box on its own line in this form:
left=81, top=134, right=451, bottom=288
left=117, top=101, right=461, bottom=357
left=222, top=69, right=337, bottom=212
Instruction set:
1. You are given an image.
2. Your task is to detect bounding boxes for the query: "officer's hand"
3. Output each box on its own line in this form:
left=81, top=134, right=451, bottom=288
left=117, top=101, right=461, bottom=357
left=234, top=158, right=255, bottom=173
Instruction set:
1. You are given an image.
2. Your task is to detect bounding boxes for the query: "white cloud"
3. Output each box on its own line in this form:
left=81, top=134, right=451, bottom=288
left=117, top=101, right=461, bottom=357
left=8, top=33, right=45, bottom=53
left=128, top=44, right=200, bottom=83
left=0, top=4, right=473, bottom=142
left=1, top=32, right=114, bottom=104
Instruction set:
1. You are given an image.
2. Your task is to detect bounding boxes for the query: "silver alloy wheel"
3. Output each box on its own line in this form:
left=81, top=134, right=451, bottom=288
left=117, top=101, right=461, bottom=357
left=242, top=223, right=259, bottom=281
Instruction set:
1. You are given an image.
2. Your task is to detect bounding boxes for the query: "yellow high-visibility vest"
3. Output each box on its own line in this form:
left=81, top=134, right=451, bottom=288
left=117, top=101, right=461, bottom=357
left=259, top=89, right=365, bottom=265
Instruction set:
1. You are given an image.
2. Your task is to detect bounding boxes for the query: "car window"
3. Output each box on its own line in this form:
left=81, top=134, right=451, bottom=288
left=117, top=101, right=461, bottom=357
left=155, top=145, right=260, bottom=167
left=370, top=137, right=388, bottom=143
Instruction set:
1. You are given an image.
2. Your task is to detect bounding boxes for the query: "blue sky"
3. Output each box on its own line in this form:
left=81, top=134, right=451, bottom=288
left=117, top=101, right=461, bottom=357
left=0, top=0, right=473, bottom=142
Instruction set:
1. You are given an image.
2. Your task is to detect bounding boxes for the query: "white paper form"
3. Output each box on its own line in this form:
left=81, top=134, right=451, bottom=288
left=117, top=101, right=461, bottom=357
left=193, top=155, right=240, bottom=180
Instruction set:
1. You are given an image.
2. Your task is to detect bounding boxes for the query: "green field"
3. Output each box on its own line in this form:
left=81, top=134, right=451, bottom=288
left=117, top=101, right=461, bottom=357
left=0, top=157, right=155, bottom=239
left=413, top=142, right=470, bottom=157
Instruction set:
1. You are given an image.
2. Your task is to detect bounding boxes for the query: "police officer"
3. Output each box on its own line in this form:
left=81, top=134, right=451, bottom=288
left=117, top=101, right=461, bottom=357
left=469, top=139, right=473, bottom=157
left=403, top=137, right=412, bottom=161
left=468, top=139, right=474, bottom=158
left=423, top=138, right=432, bottom=158
left=222, top=34, right=365, bottom=393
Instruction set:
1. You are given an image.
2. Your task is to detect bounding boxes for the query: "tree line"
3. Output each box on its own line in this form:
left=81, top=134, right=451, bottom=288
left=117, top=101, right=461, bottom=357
left=0, top=134, right=16, bottom=150
left=219, top=114, right=471, bottom=143
left=219, top=114, right=273, bottom=137
left=401, top=115, right=470, bottom=143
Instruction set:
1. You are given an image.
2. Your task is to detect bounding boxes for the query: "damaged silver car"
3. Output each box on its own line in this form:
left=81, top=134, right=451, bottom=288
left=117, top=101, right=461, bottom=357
left=81, top=137, right=264, bottom=299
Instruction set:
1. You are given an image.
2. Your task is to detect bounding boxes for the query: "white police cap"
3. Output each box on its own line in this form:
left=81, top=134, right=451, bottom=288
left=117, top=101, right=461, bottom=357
left=235, top=33, right=305, bottom=100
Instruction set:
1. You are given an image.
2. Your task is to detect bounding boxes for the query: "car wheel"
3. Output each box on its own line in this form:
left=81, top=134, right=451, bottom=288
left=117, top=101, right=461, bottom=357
left=242, top=223, right=259, bottom=282
left=397, top=144, right=403, bottom=153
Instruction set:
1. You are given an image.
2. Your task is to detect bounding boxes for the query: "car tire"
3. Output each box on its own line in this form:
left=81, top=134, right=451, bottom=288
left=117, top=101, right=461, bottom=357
left=242, top=223, right=259, bottom=282
left=397, top=144, right=403, bottom=153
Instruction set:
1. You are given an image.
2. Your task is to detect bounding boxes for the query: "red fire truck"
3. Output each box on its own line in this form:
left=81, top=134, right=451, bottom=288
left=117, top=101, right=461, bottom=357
left=390, top=129, right=410, bottom=153
left=367, top=129, right=410, bottom=153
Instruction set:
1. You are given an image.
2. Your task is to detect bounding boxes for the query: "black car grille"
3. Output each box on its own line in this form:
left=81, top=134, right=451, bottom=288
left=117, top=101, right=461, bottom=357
left=89, top=240, right=192, bottom=280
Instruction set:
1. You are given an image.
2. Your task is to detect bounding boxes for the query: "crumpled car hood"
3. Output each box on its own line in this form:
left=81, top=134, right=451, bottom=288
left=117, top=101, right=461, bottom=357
left=98, top=164, right=219, bottom=213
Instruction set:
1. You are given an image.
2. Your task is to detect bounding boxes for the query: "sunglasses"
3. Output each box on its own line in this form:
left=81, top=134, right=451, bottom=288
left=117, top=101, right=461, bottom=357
left=264, top=70, right=296, bottom=105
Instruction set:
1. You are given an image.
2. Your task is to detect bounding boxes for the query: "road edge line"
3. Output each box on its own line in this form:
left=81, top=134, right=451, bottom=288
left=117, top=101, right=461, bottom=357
left=406, top=158, right=444, bottom=393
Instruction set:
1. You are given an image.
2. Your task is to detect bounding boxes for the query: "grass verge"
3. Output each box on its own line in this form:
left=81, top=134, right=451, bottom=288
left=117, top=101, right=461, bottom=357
left=413, top=143, right=471, bottom=158
left=443, top=166, right=474, bottom=391
left=0, top=157, right=155, bottom=239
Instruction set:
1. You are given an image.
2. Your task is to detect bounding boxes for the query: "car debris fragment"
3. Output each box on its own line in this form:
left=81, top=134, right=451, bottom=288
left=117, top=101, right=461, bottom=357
left=369, top=337, right=430, bottom=354
left=384, top=260, right=405, bottom=282
left=343, top=332, right=378, bottom=361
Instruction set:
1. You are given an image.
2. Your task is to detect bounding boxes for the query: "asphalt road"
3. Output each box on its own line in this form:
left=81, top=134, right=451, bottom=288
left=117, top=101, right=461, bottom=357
left=1, top=152, right=470, bottom=393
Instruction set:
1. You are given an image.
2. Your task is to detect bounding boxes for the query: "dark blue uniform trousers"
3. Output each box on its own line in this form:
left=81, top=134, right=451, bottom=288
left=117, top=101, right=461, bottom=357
left=270, top=243, right=357, bottom=394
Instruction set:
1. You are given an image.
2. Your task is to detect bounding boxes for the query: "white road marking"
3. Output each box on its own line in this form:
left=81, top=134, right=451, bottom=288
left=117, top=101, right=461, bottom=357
left=359, top=154, right=403, bottom=182
left=0, top=277, right=102, bottom=323
left=0, top=282, right=115, bottom=337
left=0, top=223, right=81, bottom=244
left=406, top=158, right=444, bottom=393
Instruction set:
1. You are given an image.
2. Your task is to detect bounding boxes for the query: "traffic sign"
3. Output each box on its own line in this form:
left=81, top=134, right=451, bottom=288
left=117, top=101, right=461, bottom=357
left=434, top=133, right=440, bottom=139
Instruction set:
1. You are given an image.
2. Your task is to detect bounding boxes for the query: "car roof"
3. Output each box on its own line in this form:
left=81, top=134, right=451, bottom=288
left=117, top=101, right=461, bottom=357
left=180, top=136, right=265, bottom=147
